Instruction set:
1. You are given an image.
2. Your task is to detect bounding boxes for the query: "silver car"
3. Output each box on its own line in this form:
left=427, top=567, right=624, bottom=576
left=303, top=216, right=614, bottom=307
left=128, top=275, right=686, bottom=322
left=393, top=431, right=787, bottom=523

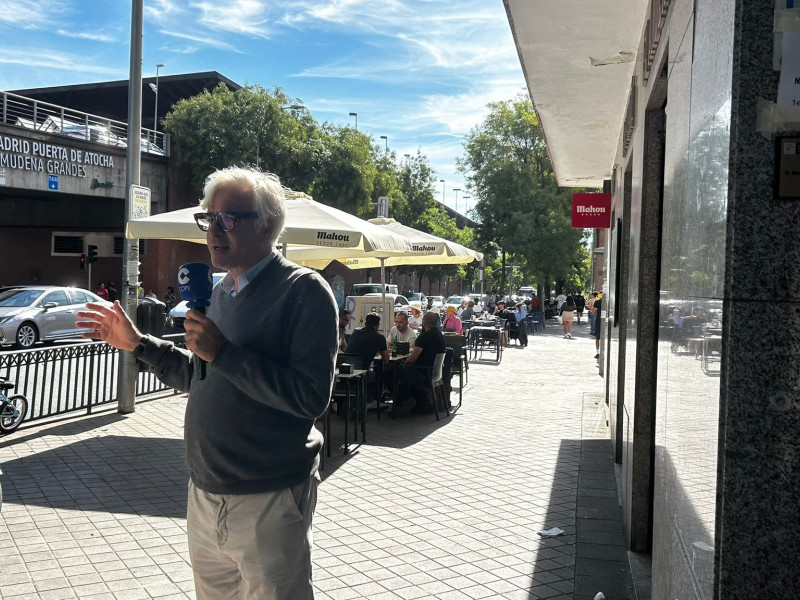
left=0, top=286, right=110, bottom=349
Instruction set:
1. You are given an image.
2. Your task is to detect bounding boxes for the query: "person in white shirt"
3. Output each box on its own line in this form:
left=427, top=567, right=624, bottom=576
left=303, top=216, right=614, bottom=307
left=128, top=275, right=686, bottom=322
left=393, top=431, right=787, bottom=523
left=387, top=312, right=417, bottom=349
left=555, top=291, right=567, bottom=310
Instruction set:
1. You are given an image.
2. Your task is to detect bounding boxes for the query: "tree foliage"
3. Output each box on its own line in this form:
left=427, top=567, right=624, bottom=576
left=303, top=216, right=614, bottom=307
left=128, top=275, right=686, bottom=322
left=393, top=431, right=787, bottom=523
left=458, top=96, right=589, bottom=293
left=163, top=84, right=476, bottom=280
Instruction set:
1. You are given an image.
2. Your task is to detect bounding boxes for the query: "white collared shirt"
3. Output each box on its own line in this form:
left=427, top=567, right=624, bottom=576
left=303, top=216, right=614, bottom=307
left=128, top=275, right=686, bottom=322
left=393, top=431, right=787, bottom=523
left=219, top=251, right=277, bottom=297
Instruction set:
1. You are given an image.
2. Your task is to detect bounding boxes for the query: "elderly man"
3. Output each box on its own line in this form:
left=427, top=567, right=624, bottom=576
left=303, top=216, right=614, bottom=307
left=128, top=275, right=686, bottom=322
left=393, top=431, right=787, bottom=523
left=387, top=312, right=417, bottom=350
left=77, top=167, right=337, bottom=599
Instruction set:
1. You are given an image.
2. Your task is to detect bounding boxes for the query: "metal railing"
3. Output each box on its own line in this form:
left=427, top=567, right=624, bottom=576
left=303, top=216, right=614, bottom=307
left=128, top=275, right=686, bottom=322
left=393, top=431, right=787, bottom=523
left=0, top=336, right=185, bottom=424
left=0, top=90, right=170, bottom=157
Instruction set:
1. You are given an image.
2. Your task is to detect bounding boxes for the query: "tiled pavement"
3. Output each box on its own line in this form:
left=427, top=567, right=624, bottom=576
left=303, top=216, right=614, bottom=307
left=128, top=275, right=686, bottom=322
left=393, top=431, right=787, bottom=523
left=0, top=319, right=636, bottom=599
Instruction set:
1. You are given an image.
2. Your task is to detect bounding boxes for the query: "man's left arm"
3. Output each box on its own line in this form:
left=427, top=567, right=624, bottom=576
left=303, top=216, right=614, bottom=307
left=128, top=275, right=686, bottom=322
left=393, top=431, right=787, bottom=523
left=211, top=273, right=337, bottom=420
left=404, top=346, right=422, bottom=365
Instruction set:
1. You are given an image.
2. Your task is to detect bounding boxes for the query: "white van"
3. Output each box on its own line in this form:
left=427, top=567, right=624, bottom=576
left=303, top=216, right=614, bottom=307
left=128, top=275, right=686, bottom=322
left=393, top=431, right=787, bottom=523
left=348, top=283, right=399, bottom=296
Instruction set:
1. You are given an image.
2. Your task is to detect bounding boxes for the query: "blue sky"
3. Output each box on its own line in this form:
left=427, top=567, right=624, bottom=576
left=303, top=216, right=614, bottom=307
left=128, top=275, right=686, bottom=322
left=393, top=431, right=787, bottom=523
left=0, top=0, right=526, bottom=217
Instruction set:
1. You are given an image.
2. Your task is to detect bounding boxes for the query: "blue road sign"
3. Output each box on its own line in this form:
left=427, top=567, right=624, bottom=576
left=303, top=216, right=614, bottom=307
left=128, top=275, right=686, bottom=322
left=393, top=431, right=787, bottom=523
left=48, top=174, right=59, bottom=190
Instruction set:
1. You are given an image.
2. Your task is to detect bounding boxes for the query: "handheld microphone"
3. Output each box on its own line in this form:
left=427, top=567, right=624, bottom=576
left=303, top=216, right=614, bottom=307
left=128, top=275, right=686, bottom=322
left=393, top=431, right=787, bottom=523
left=178, top=263, right=213, bottom=379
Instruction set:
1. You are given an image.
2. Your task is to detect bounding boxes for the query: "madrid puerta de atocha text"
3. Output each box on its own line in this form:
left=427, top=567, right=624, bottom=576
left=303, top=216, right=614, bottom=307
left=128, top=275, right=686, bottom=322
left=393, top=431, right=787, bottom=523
left=0, top=134, right=114, bottom=179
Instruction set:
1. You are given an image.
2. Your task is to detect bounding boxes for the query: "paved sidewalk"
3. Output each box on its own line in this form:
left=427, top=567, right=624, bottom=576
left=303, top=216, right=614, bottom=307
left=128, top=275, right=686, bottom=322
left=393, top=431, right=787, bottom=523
left=0, top=319, right=635, bottom=600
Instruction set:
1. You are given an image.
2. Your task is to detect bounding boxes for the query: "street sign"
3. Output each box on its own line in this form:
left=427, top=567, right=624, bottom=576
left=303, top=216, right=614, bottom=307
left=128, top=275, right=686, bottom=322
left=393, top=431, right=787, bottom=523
left=130, top=185, right=151, bottom=219
left=48, top=174, right=59, bottom=191
left=572, top=193, right=611, bottom=229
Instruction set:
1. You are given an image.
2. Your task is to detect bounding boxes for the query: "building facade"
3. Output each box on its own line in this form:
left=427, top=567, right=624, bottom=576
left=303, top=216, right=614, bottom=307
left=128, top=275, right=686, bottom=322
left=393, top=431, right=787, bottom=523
left=506, top=0, right=799, bottom=598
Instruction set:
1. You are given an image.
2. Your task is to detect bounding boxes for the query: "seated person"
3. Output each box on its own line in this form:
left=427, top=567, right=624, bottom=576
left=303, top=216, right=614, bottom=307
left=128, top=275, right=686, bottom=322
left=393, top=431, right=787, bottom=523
left=429, top=306, right=443, bottom=331
left=387, top=312, right=417, bottom=350
left=460, top=300, right=476, bottom=321
left=338, top=308, right=350, bottom=353
left=442, top=305, right=463, bottom=333
left=345, top=312, right=389, bottom=398
left=346, top=312, right=389, bottom=368
left=393, top=312, right=448, bottom=415
left=408, top=303, right=423, bottom=329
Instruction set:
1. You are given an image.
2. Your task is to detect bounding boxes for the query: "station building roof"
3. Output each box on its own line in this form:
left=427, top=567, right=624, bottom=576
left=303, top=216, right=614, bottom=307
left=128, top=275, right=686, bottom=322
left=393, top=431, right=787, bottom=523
left=11, top=71, right=241, bottom=127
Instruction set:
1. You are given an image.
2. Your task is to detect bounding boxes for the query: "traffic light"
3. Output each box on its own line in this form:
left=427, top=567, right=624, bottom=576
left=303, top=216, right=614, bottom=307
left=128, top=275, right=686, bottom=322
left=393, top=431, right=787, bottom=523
left=80, top=254, right=86, bottom=270
left=87, top=245, right=98, bottom=264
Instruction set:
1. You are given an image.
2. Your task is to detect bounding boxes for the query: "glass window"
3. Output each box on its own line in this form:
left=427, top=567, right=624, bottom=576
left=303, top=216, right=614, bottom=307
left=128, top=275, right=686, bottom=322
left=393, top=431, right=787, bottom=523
left=41, top=290, right=69, bottom=307
left=69, top=290, right=93, bottom=305
left=0, top=289, right=45, bottom=307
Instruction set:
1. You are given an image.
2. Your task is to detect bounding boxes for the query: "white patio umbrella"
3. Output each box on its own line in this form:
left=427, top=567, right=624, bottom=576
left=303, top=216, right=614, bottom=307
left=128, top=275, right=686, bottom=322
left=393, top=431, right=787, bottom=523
left=126, top=192, right=414, bottom=335
left=293, top=217, right=483, bottom=334
left=126, top=192, right=412, bottom=258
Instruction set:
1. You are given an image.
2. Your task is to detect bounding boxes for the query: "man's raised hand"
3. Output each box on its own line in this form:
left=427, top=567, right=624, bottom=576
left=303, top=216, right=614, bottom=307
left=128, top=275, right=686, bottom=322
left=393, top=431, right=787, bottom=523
left=76, top=301, right=142, bottom=352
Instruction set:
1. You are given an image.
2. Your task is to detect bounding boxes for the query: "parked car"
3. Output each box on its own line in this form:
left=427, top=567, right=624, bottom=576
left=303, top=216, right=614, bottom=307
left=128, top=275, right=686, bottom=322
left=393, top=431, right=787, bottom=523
left=349, top=283, right=399, bottom=296
left=467, top=293, right=484, bottom=310
left=168, top=301, right=190, bottom=329
left=0, top=286, right=111, bottom=349
left=407, top=292, right=427, bottom=305
left=427, top=295, right=445, bottom=310
left=60, top=123, right=127, bottom=148
left=444, top=295, right=468, bottom=312
left=168, top=272, right=226, bottom=329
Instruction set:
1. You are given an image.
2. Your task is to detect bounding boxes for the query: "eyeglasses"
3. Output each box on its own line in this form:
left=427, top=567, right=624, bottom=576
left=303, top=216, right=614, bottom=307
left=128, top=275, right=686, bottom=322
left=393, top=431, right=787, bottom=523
left=194, top=211, right=259, bottom=232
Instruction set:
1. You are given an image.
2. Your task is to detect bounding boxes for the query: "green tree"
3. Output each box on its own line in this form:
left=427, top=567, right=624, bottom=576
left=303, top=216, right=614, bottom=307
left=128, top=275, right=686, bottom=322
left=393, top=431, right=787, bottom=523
left=164, top=83, right=319, bottom=191
left=459, top=96, right=586, bottom=294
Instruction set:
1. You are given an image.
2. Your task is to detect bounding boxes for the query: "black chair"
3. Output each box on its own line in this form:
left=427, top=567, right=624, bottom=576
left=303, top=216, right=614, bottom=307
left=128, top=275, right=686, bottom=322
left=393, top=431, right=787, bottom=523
left=444, top=335, right=467, bottom=409
left=403, top=352, right=449, bottom=421
left=473, top=327, right=502, bottom=362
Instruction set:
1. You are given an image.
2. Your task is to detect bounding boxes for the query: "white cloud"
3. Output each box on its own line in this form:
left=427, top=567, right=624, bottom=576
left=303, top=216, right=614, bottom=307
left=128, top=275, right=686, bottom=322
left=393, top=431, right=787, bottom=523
left=144, top=0, right=184, bottom=24
left=191, top=0, right=274, bottom=38
left=55, top=30, right=116, bottom=43
left=159, top=29, right=241, bottom=52
left=0, top=48, right=121, bottom=77
left=0, top=0, right=70, bottom=28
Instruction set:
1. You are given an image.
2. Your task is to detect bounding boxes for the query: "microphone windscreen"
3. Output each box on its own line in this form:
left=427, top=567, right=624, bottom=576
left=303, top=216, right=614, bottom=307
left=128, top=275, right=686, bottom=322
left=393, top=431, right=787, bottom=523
left=178, top=263, right=213, bottom=310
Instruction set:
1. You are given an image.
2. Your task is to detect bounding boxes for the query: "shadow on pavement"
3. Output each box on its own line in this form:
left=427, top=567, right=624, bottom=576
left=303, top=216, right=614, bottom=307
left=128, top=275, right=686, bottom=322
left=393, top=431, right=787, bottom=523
left=1, top=433, right=188, bottom=519
left=1, top=409, right=131, bottom=449
left=524, top=437, right=637, bottom=600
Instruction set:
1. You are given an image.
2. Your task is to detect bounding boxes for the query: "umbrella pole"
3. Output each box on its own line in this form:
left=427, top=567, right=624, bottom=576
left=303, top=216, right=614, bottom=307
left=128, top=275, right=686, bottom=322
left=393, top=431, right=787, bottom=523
left=381, top=258, right=388, bottom=338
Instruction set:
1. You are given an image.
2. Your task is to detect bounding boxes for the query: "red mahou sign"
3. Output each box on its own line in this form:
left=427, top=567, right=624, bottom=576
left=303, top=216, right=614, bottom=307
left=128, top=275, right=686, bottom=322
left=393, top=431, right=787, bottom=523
left=572, top=193, right=611, bottom=229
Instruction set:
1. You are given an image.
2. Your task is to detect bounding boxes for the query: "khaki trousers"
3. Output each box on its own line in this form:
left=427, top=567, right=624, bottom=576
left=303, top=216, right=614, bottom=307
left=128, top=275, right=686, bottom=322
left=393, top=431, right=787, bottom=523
left=187, top=475, right=318, bottom=600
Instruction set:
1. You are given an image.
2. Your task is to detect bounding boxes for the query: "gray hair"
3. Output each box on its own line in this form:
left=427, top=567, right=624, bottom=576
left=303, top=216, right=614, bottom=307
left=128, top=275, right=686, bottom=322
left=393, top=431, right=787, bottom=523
left=200, top=166, right=286, bottom=248
left=422, top=311, right=439, bottom=329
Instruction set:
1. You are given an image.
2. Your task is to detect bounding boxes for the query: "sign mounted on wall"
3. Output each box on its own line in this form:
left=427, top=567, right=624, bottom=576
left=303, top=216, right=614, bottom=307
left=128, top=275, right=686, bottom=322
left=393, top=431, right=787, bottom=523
left=572, top=193, right=611, bottom=229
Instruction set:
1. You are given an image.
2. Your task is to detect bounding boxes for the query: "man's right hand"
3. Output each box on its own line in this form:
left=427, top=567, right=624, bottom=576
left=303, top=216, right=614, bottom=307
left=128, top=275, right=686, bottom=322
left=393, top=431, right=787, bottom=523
left=76, top=301, right=143, bottom=352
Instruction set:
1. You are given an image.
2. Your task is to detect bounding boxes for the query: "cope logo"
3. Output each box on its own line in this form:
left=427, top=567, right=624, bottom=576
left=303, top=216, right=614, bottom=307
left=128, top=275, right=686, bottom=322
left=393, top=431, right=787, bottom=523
left=178, top=267, right=191, bottom=286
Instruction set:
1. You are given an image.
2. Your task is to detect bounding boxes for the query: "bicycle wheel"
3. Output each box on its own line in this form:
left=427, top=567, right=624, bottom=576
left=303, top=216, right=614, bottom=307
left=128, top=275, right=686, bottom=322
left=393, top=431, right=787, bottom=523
left=0, top=395, right=28, bottom=434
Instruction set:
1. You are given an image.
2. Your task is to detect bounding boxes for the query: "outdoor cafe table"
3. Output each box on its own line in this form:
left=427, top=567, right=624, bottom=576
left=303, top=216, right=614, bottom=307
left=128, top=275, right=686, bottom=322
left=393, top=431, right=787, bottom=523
left=327, top=368, right=368, bottom=456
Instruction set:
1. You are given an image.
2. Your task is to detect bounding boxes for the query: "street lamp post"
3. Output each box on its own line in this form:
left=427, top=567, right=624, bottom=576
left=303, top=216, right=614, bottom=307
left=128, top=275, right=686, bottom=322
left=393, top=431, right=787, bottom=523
left=349, top=112, right=358, bottom=130
left=439, top=179, right=445, bottom=206
left=452, top=188, right=461, bottom=213
left=380, top=135, right=388, bottom=152
left=151, top=63, right=164, bottom=138
left=462, top=195, right=471, bottom=215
